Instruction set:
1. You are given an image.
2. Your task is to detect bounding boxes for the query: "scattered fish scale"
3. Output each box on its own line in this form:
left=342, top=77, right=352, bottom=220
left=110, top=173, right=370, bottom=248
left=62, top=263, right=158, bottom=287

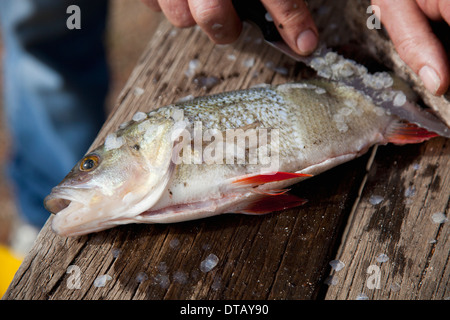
left=200, top=254, right=219, bottom=273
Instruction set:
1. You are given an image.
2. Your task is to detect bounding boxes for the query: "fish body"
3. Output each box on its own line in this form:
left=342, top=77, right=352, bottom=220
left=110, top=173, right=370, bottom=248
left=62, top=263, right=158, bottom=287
left=45, top=79, right=437, bottom=236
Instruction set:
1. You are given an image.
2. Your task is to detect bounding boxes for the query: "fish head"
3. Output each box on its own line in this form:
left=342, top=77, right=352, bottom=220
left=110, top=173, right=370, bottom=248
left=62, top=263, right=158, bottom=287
left=45, top=117, right=180, bottom=236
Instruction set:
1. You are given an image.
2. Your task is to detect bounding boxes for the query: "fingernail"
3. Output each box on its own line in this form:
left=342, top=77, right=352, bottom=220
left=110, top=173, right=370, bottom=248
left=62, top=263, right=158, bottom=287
left=296, top=29, right=318, bottom=55
left=419, top=65, right=441, bottom=95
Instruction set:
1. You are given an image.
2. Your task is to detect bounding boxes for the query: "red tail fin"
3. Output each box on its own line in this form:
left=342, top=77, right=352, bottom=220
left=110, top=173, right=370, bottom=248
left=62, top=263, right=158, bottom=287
left=386, top=121, right=438, bottom=145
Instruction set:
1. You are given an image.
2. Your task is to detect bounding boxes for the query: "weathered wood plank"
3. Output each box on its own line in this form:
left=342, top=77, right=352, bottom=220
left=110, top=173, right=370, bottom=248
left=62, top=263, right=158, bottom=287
left=317, top=0, right=450, bottom=300
left=325, top=138, right=450, bottom=300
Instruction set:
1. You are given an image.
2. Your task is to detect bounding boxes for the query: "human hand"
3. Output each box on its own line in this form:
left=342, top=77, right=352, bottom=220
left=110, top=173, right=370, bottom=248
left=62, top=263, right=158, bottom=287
left=141, top=0, right=318, bottom=55
left=372, top=0, right=450, bottom=95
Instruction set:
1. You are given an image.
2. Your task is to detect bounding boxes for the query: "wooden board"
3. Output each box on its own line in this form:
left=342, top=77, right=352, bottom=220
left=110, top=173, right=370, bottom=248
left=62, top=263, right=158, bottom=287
left=325, top=139, right=450, bottom=299
left=3, top=0, right=449, bottom=300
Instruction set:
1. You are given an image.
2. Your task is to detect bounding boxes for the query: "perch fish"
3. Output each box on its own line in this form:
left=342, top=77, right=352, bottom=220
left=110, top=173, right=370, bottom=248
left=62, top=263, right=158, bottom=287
left=44, top=79, right=440, bottom=237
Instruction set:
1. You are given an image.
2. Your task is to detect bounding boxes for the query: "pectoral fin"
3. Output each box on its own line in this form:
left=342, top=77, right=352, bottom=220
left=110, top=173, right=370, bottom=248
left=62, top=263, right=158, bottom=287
left=235, top=193, right=308, bottom=215
left=227, top=171, right=312, bottom=215
left=232, top=172, right=312, bottom=186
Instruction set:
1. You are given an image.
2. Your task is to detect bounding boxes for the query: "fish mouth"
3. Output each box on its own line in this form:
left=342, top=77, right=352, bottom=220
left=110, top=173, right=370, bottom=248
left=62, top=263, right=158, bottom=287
left=44, top=186, right=86, bottom=214
left=44, top=162, right=99, bottom=215
left=45, top=185, right=168, bottom=237
left=44, top=187, right=105, bottom=237
left=44, top=194, right=71, bottom=214
left=48, top=197, right=109, bottom=237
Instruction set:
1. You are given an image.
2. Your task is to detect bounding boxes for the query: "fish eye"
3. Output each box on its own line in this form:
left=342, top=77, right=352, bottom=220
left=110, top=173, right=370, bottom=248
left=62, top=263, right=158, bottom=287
left=79, top=155, right=100, bottom=172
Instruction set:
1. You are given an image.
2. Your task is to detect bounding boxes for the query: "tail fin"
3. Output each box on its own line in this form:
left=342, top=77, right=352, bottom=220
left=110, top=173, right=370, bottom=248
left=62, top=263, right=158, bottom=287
left=386, top=121, right=439, bottom=145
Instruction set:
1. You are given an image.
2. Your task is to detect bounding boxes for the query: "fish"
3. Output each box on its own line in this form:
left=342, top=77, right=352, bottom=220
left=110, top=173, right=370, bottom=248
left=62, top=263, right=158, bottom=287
left=44, top=79, right=440, bottom=237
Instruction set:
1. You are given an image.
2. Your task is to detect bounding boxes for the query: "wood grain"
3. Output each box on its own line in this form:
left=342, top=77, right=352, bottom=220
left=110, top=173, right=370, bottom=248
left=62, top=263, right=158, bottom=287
left=325, top=138, right=449, bottom=299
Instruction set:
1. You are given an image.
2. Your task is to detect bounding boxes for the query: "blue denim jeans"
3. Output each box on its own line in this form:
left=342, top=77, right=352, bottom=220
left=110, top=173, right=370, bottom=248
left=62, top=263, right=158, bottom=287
left=0, top=0, right=109, bottom=228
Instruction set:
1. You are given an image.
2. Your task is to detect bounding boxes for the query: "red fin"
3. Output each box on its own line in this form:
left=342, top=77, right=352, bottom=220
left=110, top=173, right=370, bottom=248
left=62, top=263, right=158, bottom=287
left=386, top=121, right=438, bottom=145
left=251, top=188, right=291, bottom=196
left=237, top=193, right=307, bottom=215
left=233, top=172, right=312, bottom=186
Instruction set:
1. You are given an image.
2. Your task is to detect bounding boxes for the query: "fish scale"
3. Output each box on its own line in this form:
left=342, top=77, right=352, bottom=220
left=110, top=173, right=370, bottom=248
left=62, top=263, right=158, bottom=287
left=175, top=87, right=282, bottom=131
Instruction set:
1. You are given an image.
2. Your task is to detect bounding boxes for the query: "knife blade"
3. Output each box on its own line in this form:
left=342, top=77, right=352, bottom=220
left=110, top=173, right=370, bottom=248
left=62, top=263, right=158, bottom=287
left=232, top=0, right=450, bottom=138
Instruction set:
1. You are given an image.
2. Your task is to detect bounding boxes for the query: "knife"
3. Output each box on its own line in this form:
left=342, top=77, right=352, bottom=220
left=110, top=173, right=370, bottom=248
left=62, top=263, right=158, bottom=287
left=232, top=0, right=450, bottom=138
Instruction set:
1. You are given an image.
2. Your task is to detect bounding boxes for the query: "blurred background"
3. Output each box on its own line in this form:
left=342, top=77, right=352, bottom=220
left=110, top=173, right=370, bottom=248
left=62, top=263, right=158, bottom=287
left=0, top=0, right=161, bottom=297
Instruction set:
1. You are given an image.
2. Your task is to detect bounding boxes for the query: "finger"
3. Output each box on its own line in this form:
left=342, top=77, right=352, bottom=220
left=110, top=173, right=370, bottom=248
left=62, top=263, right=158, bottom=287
left=438, top=0, right=450, bottom=25
left=415, top=0, right=444, bottom=21
left=158, top=0, right=195, bottom=28
left=141, top=0, right=161, bottom=11
left=260, top=0, right=318, bottom=55
left=373, top=0, right=449, bottom=95
left=416, top=0, right=450, bottom=45
left=187, top=0, right=242, bottom=44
